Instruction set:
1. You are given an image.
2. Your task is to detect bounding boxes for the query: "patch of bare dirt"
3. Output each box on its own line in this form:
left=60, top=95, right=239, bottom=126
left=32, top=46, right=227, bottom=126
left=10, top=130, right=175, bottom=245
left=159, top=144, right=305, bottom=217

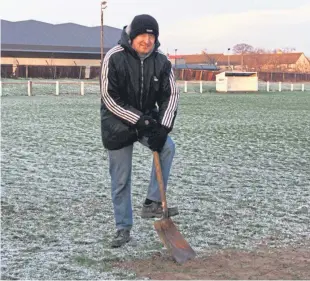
left=115, top=246, right=310, bottom=280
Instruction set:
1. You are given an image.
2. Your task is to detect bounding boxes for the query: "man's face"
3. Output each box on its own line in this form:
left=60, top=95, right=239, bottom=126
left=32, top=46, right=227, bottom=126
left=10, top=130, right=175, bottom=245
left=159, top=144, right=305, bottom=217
left=132, top=33, right=155, bottom=55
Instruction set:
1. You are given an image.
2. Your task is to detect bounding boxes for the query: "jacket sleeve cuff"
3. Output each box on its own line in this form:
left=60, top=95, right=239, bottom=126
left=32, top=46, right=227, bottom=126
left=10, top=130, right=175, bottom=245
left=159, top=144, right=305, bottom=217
left=160, top=124, right=172, bottom=134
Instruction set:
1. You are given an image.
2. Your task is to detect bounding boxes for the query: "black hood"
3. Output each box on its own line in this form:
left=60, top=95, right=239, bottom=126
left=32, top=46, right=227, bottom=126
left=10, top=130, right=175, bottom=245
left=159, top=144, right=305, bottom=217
left=118, top=25, right=161, bottom=56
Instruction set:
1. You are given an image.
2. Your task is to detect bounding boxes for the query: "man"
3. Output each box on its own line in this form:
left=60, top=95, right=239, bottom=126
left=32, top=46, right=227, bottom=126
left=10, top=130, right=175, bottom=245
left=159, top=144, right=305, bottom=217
left=100, top=14, right=180, bottom=248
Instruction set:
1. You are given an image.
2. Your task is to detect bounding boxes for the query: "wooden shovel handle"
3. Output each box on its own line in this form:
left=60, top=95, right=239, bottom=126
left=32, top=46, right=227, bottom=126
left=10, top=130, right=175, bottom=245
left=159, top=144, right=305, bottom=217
left=153, top=151, right=168, bottom=214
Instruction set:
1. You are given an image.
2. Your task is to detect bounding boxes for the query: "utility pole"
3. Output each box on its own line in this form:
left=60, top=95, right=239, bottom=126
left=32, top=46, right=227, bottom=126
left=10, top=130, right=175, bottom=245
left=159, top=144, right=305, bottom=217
left=227, top=48, right=231, bottom=70
left=101, top=1, right=107, bottom=64
left=174, top=48, right=178, bottom=78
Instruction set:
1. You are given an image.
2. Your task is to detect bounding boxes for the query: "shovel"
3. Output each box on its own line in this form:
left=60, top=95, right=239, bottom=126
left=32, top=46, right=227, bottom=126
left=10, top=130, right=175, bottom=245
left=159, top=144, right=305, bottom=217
left=153, top=151, right=196, bottom=264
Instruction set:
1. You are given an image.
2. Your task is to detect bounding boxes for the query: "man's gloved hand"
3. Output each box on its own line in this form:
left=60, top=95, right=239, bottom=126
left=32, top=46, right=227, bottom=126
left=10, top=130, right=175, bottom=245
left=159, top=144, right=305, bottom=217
left=147, top=124, right=169, bottom=152
left=136, top=115, right=157, bottom=138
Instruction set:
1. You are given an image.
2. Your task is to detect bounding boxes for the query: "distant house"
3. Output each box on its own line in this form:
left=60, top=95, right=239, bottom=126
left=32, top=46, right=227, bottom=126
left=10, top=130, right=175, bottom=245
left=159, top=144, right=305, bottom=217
left=168, top=53, right=220, bottom=70
left=167, top=55, right=186, bottom=66
left=220, top=53, right=310, bottom=72
left=180, top=53, right=223, bottom=66
left=176, top=52, right=310, bottom=73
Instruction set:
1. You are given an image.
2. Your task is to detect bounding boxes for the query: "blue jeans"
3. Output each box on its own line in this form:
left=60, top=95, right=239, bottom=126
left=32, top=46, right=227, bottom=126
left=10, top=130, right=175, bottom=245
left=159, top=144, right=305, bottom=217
left=108, top=136, right=175, bottom=230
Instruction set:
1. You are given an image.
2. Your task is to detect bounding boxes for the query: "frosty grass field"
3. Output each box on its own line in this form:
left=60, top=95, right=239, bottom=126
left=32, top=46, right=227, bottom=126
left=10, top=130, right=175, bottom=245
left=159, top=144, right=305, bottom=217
left=1, top=80, right=310, bottom=279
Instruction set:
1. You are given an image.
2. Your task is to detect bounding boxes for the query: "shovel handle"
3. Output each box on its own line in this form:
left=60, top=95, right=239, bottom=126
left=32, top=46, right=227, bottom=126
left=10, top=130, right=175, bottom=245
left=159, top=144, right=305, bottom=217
left=153, top=151, right=168, bottom=215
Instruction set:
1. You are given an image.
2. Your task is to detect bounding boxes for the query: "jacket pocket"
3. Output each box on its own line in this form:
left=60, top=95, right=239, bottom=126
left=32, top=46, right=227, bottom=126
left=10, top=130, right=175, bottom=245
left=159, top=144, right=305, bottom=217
left=101, top=115, right=137, bottom=149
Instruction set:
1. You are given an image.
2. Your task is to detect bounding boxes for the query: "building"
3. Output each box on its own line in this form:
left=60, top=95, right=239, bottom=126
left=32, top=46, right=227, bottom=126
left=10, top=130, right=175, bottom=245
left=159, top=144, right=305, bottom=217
left=216, top=71, right=258, bottom=92
left=180, top=53, right=223, bottom=66
left=167, top=55, right=186, bottom=67
left=0, top=19, right=122, bottom=78
left=168, top=54, right=219, bottom=70
left=173, top=52, right=310, bottom=73
left=218, top=53, right=310, bottom=72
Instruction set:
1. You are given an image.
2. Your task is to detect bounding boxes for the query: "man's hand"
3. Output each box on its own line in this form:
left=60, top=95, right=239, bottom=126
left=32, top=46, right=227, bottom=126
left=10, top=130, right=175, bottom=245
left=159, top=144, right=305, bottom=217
left=136, top=115, right=157, bottom=138
left=147, top=124, right=168, bottom=152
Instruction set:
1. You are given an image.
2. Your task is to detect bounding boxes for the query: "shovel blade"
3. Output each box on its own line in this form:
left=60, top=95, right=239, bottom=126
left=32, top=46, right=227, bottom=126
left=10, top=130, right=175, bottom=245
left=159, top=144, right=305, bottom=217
left=154, top=217, right=196, bottom=264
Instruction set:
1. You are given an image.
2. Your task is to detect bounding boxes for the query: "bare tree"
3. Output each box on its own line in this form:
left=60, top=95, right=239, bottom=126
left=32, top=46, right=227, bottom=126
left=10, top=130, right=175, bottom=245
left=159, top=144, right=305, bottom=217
left=201, top=49, right=221, bottom=65
left=232, top=43, right=254, bottom=54
left=281, top=47, right=296, bottom=53
left=231, top=44, right=254, bottom=70
left=267, top=55, right=281, bottom=71
left=253, top=48, right=267, bottom=54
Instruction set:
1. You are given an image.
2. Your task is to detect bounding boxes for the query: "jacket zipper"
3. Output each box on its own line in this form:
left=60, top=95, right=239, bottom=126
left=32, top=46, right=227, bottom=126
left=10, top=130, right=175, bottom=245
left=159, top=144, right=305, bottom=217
left=140, top=60, right=144, bottom=109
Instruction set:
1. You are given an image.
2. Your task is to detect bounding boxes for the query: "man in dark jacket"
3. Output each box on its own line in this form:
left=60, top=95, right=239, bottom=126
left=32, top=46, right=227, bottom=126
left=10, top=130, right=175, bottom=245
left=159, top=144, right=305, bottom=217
left=100, top=14, right=180, bottom=248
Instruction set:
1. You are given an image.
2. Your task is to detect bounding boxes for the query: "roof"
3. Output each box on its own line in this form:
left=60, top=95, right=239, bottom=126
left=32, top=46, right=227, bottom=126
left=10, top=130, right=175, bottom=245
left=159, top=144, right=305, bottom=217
left=179, top=52, right=305, bottom=66
left=219, top=71, right=257, bottom=77
left=0, top=19, right=122, bottom=54
left=176, top=53, right=224, bottom=64
left=175, top=64, right=218, bottom=70
left=168, top=55, right=183, bottom=59
left=166, top=52, right=305, bottom=66
left=218, top=53, right=304, bottom=66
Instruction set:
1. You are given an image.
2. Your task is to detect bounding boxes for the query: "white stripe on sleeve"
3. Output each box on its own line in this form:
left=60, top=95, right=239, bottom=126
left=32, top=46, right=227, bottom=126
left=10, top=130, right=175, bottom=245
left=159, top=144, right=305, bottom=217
left=101, top=46, right=140, bottom=124
left=161, top=69, right=179, bottom=127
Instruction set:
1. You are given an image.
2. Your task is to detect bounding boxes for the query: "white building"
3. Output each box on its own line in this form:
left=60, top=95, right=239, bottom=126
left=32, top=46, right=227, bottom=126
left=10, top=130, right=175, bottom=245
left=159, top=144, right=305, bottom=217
left=216, top=71, right=258, bottom=92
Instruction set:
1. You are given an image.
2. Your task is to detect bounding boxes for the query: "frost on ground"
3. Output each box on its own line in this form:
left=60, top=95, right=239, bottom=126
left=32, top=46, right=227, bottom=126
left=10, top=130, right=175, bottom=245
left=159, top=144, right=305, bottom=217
left=1, top=91, right=310, bottom=279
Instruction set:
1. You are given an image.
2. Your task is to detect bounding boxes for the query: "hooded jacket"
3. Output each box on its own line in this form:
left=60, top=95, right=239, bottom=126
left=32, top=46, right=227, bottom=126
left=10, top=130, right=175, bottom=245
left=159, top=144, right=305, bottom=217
left=100, top=26, right=179, bottom=150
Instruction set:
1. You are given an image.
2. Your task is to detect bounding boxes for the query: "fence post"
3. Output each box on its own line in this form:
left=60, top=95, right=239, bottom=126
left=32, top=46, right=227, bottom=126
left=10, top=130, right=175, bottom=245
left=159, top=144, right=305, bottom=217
left=80, top=81, right=85, bottom=96
left=56, top=81, right=59, bottom=96
left=200, top=81, right=202, bottom=93
left=28, top=80, right=32, bottom=96
left=267, top=81, right=270, bottom=92
left=291, top=84, right=294, bottom=91
left=302, top=84, right=305, bottom=92
left=279, top=82, right=282, bottom=92
left=184, top=81, right=187, bottom=93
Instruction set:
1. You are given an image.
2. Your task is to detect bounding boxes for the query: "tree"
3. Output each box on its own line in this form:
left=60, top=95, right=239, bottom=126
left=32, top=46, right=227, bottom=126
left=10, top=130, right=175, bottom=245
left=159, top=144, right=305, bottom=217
left=232, top=43, right=254, bottom=54
left=281, top=47, right=296, bottom=53
left=201, top=49, right=221, bottom=65
left=253, top=48, right=267, bottom=54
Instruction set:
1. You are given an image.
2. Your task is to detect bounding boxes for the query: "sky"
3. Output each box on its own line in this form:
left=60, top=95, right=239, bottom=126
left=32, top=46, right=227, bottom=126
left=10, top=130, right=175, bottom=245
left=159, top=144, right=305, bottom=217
left=1, top=0, right=309, bottom=55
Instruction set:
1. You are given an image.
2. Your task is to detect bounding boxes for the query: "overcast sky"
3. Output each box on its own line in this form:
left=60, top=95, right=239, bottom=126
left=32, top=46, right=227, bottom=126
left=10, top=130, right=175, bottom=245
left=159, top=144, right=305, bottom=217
left=1, top=0, right=309, bottom=55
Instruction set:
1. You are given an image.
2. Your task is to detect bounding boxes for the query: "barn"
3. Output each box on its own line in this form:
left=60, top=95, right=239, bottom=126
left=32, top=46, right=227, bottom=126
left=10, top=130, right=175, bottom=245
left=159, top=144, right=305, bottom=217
left=0, top=19, right=122, bottom=78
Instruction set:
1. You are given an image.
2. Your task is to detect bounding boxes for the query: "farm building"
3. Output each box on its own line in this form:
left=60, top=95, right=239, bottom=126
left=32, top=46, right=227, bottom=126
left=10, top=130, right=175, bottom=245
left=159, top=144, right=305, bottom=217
left=169, top=53, right=221, bottom=70
left=218, top=53, right=310, bottom=72
left=0, top=19, right=122, bottom=78
left=171, top=52, right=310, bottom=73
left=216, top=71, right=258, bottom=92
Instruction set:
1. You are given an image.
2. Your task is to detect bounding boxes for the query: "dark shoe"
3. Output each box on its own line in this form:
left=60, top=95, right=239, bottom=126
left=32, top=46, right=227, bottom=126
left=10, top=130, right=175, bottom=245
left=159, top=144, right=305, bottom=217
left=141, top=202, right=179, bottom=219
left=111, top=229, right=131, bottom=248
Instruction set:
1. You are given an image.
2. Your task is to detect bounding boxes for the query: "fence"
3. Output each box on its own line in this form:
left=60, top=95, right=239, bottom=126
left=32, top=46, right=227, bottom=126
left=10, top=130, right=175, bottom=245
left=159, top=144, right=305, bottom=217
left=174, top=69, right=310, bottom=82
left=1, top=65, right=102, bottom=79
left=0, top=80, right=100, bottom=97
left=258, top=72, right=310, bottom=82
left=1, top=79, right=310, bottom=97
left=177, top=81, right=309, bottom=93
left=3, top=64, right=310, bottom=82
